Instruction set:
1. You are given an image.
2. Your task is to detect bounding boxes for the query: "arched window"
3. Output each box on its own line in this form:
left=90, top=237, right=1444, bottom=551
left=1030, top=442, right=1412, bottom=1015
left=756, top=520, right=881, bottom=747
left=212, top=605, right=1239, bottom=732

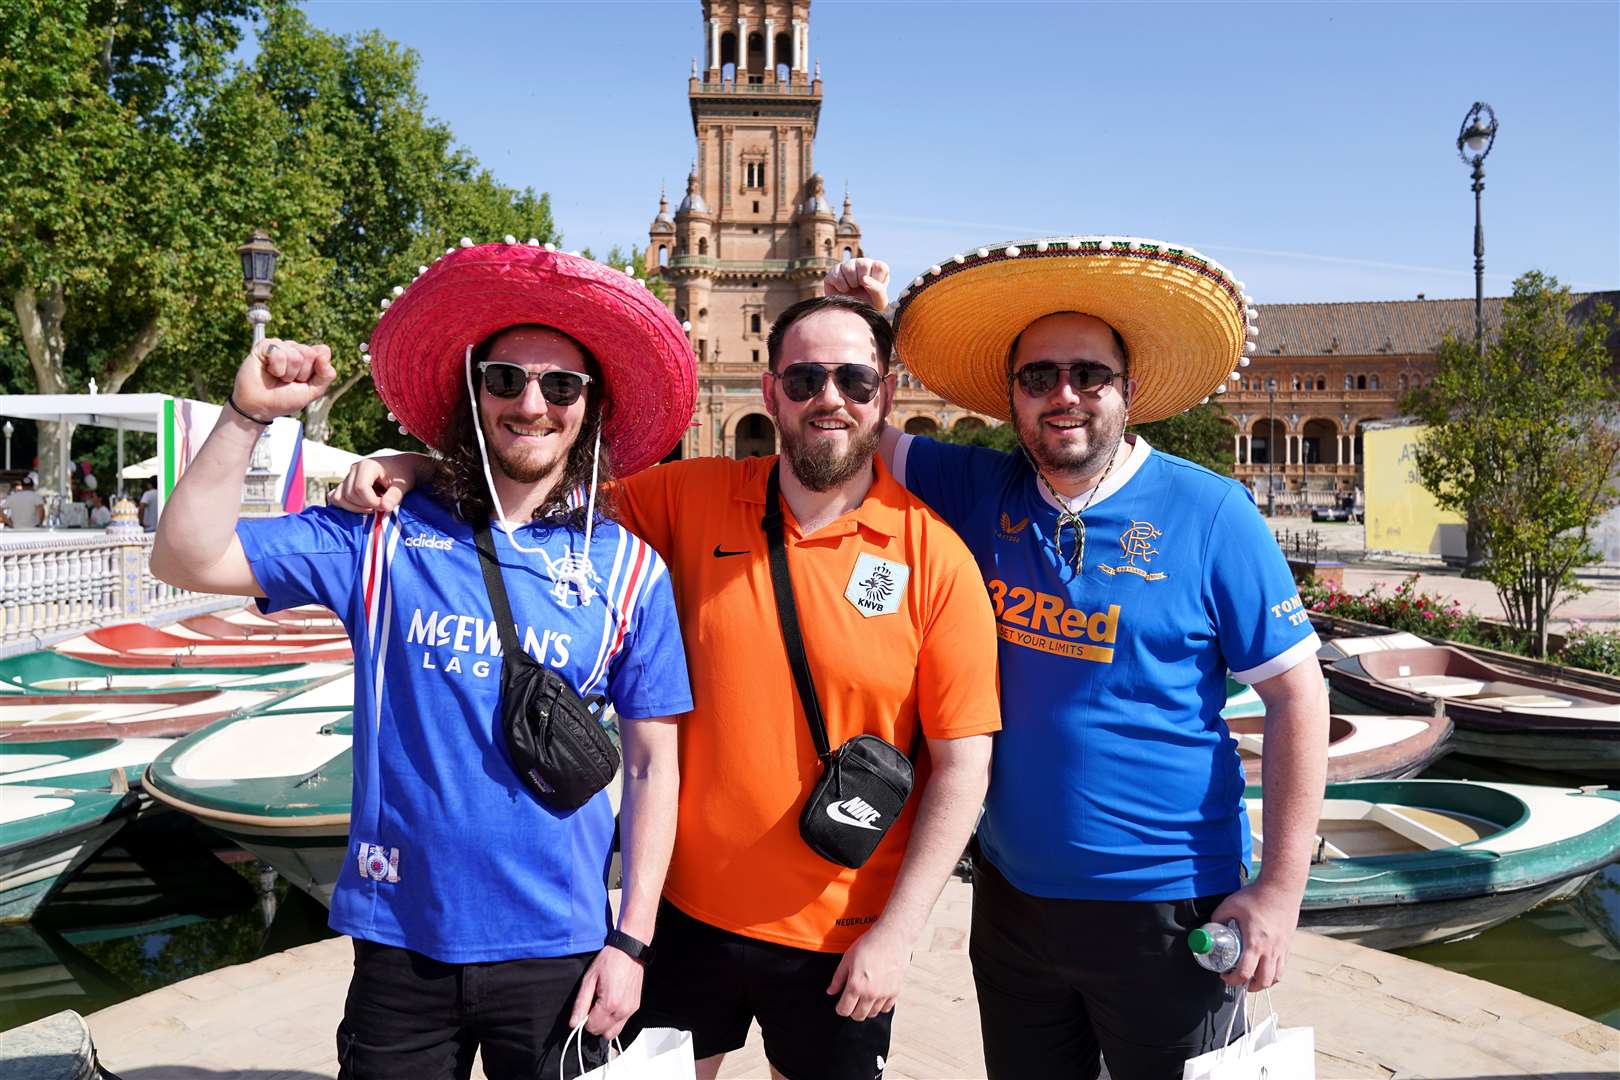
left=657, top=245, right=668, bottom=267
left=842, top=246, right=854, bottom=262
left=1370, top=374, right=1380, bottom=390
left=1398, top=374, right=1407, bottom=390
left=823, top=239, right=833, bottom=257
left=1344, top=373, right=1354, bottom=390
left=1316, top=377, right=1326, bottom=391
left=750, top=313, right=761, bottom=334
left=774, top=32, right=793, bottom=81
left=698, top=237, right=708, bottom=256
left=1356, top=374, right=1367, bottom=390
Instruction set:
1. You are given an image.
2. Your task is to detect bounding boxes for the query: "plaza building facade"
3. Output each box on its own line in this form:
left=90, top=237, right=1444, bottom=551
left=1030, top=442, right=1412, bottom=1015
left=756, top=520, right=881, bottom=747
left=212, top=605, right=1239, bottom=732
left=645, top=0, right=985, bottom=459
left=1227, top=291, right=1616, bottom=513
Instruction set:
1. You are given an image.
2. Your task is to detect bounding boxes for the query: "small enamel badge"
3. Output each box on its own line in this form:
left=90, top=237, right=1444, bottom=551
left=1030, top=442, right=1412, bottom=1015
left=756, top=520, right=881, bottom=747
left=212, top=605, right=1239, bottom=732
left=845, top=553, right=910, bottom=618
left=356, top=842, right=400, bottom=883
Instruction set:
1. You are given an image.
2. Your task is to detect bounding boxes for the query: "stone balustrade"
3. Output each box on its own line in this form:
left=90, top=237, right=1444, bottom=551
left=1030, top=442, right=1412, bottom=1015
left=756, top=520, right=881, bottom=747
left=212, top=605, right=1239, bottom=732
left=0, top=529, right=231, bottom=652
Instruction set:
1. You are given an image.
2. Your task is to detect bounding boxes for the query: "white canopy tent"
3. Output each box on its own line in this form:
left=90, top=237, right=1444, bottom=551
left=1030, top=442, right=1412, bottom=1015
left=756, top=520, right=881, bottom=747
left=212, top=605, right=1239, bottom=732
left=0, top=393, right=171, bottom=502
left=120, top=440, right=363, bottom=484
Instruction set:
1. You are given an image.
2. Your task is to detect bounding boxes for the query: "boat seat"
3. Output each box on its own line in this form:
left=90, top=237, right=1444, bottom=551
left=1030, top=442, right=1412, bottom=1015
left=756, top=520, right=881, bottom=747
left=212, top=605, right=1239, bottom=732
left=1468, top=693, right=1572, bottom=708
left=1385, top=675, right=1487, bottom=697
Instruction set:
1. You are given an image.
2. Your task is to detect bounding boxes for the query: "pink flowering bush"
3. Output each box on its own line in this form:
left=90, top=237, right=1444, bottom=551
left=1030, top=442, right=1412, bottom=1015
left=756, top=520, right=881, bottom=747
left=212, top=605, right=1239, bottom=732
left=1301, top=574, right=1490, bottom=641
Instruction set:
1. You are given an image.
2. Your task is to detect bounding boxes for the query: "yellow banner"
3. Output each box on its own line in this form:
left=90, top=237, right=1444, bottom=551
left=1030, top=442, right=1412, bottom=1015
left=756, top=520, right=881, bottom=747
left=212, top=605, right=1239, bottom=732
left=998, top=623, right=1115, bottom=663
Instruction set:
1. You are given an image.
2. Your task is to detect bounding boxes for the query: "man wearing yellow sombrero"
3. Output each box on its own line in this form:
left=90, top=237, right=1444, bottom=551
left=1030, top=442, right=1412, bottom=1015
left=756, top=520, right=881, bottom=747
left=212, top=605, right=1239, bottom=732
left=828, top=240, right=1329, bottom=1079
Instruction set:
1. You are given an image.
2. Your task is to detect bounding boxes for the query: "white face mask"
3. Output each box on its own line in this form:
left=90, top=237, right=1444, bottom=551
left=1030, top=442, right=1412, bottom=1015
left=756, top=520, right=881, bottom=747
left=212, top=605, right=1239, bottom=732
left=464, top=343, right=602, bottom=606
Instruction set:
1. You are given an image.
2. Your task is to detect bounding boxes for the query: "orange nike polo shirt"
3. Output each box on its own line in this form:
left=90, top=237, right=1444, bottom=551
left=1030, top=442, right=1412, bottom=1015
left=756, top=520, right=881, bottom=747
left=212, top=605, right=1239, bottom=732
left=615, top=454, right=1001, bottom=952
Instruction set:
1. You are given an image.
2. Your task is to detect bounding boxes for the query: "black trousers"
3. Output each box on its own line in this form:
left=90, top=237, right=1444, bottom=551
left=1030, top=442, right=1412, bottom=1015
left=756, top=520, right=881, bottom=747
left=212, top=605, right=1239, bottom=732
left=337, top=939, right=608, bottom=1080
left=970, top=859, right=1242, bottom=1080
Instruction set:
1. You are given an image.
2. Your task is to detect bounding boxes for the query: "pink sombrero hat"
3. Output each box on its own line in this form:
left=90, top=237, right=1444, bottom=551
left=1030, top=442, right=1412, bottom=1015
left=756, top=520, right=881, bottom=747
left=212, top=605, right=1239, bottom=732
left=367, top=239, right=696, bottom=477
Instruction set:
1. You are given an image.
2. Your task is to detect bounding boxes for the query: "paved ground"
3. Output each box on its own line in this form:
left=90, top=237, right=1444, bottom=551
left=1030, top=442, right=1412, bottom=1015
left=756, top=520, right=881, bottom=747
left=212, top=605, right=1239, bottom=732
left=1262, top=516, right=1620, bottom=634
left=86, top=882, right=1617, bottom=1079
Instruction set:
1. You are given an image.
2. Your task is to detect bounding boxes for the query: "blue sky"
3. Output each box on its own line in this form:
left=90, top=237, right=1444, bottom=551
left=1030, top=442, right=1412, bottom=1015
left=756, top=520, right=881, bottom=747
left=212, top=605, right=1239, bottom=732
left=292, top=1, right=1618, bottom=304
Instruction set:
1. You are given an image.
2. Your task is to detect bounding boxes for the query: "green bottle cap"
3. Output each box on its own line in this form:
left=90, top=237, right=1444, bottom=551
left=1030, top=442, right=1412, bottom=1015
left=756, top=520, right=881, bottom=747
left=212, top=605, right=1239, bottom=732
left=1188, top=928, right=1213, bottom=955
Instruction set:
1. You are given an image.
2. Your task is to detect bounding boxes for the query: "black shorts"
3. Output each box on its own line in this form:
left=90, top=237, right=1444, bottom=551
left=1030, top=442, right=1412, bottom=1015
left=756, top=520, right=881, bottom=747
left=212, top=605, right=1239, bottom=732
left=970, top=859, right=1242, bottom=1080
left=627, top=902, right=893, bottom=1080
left=337, top=939, right=608, bottom=1080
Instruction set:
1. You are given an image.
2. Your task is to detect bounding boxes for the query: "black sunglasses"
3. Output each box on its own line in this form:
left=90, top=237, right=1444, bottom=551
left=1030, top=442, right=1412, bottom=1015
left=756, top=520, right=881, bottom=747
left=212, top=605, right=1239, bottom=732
left=478, top=361, right=594, bottom=405
left=1011, top=361, right=1124, bottom=397
left=767, top=363, right=884, bottom=404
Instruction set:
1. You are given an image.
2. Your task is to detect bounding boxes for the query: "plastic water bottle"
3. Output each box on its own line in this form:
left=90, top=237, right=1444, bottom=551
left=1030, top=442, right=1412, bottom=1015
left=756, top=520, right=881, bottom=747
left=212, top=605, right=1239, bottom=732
left=1188, top=920, right=1242, bottom=973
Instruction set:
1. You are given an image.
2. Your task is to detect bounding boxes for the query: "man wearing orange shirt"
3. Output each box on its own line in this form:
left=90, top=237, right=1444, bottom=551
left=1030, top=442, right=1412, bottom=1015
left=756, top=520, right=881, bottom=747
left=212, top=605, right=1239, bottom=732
left=338, top=295, right=1000, bottom=1080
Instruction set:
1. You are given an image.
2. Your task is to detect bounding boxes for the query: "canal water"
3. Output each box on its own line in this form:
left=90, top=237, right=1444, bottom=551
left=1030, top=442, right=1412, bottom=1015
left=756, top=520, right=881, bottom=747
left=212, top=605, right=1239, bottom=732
left=3, top=763, right=1618, bottom=1035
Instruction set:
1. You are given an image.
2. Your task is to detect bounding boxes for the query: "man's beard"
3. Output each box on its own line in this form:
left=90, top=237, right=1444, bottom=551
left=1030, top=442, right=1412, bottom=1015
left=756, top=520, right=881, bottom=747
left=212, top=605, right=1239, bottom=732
left=779, top=410, right=882, bottom=492
left=1015, top=400, right=1128, bottom=480
left=483, top=415, right=567, bottom=486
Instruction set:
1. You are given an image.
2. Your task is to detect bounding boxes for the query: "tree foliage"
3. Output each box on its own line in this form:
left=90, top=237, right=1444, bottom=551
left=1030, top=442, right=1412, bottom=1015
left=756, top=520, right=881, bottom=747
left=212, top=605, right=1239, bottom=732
left=1406, top=271, right=1620, bottom=656
left=1129, top=404, right=1233, bottom=476
left=1, top=0, right=561, bottom=486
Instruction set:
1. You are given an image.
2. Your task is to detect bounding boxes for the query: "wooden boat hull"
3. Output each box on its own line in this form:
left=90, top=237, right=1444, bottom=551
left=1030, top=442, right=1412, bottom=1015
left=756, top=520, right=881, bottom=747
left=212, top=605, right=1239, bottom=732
left=1325, top=645, right=1620, bottom=781
left=0, top=789, right=139, bottom=923
left=1231, top=711, right=1453, bottom=784
left=0, top=652, right=349, bottom=696
left=54, top=623, right=352, bottom=668
left=1289, top=871, right=1600, bottom=949
left=1249, top=779, right=1620, bottom=949
left=0, top=691, right=283, bottom=742
left=143, top=704, right=356, bottom=907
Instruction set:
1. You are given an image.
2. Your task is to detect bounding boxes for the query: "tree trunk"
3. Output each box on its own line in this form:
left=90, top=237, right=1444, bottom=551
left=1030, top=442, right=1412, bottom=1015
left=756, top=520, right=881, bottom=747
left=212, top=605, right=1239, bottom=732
left=303, top=368, right=370, bottom=444
left=12, top=286, right=163, bottom=511
left=13, top=284, right=72, bottom=503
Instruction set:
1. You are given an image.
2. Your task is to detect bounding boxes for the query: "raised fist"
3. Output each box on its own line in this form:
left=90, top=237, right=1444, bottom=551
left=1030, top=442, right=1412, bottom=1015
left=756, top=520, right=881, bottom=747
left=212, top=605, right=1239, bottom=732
left=233, top=339, right=336, bottom=421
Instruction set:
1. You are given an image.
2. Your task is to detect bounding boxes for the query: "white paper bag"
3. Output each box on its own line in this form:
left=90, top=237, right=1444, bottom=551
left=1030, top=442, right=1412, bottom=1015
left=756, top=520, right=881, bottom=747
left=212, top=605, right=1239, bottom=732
left=1182, top=989, right=1315, bottom=1080
left=564, top=1022, right=696, bottom=1080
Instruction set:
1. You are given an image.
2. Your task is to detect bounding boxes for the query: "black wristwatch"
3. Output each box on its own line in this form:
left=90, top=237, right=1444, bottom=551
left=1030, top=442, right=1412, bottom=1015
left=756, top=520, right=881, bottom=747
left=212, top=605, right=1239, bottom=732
left=605, top=928, right=653, bottom=966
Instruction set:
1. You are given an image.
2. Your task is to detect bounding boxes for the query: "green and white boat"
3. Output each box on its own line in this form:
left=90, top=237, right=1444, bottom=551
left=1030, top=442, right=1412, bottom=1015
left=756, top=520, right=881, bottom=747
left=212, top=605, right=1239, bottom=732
left=0, top=651, right=349, bottom=696
left=0, top=785, right=139, bottom=923
left=1249, top=779, right=1620, bottom=949
left=1, top=737, right=173, bottom=791
left=144, top=676, right=357, bottom=905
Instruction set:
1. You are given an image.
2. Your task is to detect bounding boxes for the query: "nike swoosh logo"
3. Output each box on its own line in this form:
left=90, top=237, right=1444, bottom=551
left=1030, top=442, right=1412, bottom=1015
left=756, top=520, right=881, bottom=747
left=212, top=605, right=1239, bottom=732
left=712, top=545, right=748, bottom=558
left=825, top=802, right=882, bottom=830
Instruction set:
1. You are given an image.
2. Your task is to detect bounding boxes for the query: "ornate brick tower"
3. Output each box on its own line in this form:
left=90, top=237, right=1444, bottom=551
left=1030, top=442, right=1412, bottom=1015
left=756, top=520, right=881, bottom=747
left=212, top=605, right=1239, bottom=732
left=647, top=0, right=864, bottom=459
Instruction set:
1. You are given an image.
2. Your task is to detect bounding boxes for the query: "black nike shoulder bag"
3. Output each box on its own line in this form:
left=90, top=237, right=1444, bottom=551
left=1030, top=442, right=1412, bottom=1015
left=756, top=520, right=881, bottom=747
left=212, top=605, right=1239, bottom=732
left=762, top=464, right=916, bottom=869
left=473, top=522, right=619, bottom=812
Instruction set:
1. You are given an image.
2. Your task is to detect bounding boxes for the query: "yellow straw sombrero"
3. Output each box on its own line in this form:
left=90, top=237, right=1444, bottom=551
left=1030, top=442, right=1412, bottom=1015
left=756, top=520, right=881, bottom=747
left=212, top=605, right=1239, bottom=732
left=891, top=237, right=1258, bottom=424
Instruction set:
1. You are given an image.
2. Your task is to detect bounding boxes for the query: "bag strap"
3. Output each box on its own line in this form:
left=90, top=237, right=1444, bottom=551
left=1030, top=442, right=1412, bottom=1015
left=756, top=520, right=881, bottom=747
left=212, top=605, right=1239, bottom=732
left=762, top=462, right=834, bottom=761
left=472, top=521, right=523, bottom=661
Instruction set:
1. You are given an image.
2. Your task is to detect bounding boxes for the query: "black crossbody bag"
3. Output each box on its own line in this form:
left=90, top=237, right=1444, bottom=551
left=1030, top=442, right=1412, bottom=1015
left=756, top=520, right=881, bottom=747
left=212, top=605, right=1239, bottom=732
left=762, top=464, right=917, bottom=869
left=473, top=522, right=620, bottom=812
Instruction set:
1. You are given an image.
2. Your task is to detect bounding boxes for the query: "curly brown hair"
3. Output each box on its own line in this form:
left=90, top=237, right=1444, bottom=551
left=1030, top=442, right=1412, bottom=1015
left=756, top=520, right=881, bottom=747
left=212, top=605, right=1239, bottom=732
left=427, top=325, right=616, bottom=531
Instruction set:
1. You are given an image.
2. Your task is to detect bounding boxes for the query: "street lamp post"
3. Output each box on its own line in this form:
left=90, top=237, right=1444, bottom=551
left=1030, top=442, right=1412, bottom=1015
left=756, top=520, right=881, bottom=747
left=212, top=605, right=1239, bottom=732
left=237, top=229, right=281, bottom=345
left=3, top=420, right=11, bottom=471
left=1457, top=102, right=1498, bottom=356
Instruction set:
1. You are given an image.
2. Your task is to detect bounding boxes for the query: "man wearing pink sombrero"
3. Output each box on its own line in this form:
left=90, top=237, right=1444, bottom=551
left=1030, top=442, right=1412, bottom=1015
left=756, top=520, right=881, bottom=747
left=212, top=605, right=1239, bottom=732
left=828, top=244, right=1329, bottom=1079
left=151, top=241, right=695, bottom=1079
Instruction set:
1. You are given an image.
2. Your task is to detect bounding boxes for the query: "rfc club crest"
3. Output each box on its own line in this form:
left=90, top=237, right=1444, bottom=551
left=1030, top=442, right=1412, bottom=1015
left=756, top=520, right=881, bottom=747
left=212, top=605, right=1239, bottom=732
left=845, top=553, right=910, bottom=618
left=1099, top=520, right=1168, bottom=581
left=356, top=842, right=400, bottom=883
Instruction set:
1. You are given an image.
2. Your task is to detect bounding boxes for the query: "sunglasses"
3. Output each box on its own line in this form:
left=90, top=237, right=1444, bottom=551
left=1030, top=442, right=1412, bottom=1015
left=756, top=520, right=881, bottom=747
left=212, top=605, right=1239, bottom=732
left=478, top=361, right=594, bottom=405
left=767, top=363, right=885, bottom=404
left=1012, top=361, right=1124, bottom=397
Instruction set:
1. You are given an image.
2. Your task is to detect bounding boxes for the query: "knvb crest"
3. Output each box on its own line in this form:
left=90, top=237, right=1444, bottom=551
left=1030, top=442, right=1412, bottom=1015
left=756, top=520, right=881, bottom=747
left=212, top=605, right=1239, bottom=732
left=1098, top=520, right=1168, bottom=581
left=997, top=512, right=1030, bottom=543
left=845, top=552, right=910, bottom=618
